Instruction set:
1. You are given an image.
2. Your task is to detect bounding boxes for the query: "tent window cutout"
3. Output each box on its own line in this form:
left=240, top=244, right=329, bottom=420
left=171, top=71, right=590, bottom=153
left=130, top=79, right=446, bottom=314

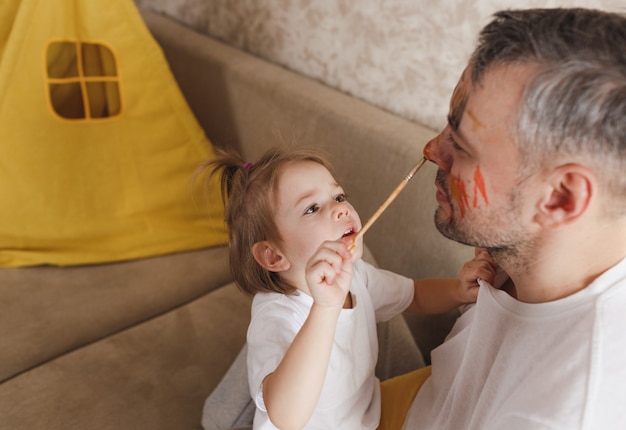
left=46, top=40, right=122, bottom=120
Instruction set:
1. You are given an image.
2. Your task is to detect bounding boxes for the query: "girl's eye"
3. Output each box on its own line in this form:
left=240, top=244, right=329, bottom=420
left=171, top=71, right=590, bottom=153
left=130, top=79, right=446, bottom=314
left=335, top=193, right=347, bottom=203
left=304, top=204, right=319, bottom=215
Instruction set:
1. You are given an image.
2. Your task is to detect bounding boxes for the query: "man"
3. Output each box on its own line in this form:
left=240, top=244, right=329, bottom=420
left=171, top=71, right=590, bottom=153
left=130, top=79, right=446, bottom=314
left=401, top=7, right=626, bottom=429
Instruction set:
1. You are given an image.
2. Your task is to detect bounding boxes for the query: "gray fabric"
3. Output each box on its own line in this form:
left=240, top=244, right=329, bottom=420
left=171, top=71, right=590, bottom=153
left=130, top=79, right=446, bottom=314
left=376, top=314, right=426, bottom=380
left=202, top=344, right=255, bottom=430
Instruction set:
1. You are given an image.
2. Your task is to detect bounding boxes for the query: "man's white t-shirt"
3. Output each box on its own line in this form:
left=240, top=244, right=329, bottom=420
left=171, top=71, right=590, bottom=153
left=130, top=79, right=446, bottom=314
left=404, top=256, right=626, bottom=430
left=247, top=259, right=414, bottom=429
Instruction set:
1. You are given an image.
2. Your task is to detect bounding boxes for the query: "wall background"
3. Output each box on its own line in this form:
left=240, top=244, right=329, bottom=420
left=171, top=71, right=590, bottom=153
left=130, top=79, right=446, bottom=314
left=136, top=0, right=624, bottom=131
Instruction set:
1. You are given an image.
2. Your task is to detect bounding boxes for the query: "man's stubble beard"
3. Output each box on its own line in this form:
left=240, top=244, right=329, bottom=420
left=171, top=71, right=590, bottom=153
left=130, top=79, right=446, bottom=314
left=433, top=174, right=536, bottom=272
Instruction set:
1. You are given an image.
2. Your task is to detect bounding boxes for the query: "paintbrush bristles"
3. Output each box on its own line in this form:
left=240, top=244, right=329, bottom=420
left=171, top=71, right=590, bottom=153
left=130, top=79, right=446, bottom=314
left=351, top=157, right=427, bottom=249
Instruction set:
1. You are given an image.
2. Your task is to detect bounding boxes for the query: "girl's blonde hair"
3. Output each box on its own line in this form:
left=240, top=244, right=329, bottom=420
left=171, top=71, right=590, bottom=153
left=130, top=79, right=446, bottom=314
left=201, top=145, right=335, bottom=295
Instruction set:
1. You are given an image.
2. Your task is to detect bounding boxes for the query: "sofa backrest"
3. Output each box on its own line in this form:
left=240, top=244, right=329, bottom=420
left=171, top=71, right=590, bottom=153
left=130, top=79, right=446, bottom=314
left=142, top=10, right=474, bottom=281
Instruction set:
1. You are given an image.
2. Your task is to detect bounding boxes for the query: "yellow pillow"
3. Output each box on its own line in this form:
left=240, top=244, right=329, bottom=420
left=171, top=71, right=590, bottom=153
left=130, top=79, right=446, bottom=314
left=0, top=0, right=227, bottom=267
left=379, top=366, right=432, bottom=430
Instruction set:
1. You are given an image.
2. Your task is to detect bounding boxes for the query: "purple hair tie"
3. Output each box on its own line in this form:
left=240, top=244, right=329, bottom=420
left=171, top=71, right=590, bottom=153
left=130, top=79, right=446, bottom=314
left=243, top=162, right=253, bottom=171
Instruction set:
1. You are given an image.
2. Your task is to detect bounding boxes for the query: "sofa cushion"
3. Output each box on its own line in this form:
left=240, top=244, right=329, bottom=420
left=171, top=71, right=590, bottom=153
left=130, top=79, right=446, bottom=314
left=0, top=246, right=231, bottom=383
left=0, top=281, right=251, bottom=430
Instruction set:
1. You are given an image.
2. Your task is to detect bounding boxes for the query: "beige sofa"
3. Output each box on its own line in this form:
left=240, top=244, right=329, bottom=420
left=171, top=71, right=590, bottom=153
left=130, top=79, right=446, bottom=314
left=0, top=8, right=473, bottom=429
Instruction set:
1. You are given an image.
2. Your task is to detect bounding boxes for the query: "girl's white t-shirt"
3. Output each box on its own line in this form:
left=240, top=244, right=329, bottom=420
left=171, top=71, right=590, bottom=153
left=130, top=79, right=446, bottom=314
left=247, top=259, right=414, bottom=430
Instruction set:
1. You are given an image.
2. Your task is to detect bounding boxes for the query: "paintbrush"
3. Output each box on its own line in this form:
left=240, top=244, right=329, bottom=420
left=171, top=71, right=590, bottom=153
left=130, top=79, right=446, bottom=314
left=350, top=157, right=427, bottom=251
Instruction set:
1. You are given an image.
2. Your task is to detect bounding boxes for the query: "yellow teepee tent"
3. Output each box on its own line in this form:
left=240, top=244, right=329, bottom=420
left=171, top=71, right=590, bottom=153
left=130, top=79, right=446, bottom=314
left=0, top=0, right=227, bottom=267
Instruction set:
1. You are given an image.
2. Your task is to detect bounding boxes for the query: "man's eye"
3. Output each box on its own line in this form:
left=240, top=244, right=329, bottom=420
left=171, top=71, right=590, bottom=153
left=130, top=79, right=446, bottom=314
left=335, top=193, right=347, bottom=203
left=446, top=134, right=465, bottom=152
left=304, top=204, right=319, bottom=215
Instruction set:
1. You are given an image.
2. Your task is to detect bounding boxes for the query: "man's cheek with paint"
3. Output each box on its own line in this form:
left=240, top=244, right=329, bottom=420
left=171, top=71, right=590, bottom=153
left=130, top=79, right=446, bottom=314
left=447, top=166, right=490, bottom=219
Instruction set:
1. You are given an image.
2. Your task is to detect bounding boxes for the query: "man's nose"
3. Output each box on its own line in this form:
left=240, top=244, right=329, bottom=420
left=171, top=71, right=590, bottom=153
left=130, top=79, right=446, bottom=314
left=423, top=128, right=453, bottom=171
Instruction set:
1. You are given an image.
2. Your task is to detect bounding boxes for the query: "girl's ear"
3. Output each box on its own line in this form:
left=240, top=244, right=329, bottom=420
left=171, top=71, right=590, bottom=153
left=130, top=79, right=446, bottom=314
left=534, top=164, right=593, bottom=228
left=251, top=241, right=291, bottom=272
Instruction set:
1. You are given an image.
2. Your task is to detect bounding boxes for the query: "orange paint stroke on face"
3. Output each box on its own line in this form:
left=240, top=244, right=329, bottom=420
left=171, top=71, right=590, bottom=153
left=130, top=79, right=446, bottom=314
left=466, top=108, right=485, bottom=131
left=449, top=166, right=489, bottom=218
left=449, top=173, right=469, bottom=218
left=472, top=165, right=489, bottom=207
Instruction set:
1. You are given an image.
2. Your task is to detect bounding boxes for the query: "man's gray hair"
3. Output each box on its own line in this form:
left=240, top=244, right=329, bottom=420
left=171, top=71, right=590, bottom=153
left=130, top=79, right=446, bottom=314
left=471, top=8, right=626, bottom=214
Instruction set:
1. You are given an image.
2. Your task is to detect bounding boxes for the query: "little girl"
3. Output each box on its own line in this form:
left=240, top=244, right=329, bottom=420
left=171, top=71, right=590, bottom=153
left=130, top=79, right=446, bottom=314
left=204, top=145, right=496, bottom=429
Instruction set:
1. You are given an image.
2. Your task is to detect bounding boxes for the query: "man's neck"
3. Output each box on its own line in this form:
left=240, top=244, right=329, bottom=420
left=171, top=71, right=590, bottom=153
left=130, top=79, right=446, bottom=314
left=499, top=223, right=626, bottom=303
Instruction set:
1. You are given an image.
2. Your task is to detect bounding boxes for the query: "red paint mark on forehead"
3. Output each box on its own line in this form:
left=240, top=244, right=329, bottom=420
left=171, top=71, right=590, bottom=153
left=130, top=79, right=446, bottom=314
left=466, top=108, right=485, bottom=131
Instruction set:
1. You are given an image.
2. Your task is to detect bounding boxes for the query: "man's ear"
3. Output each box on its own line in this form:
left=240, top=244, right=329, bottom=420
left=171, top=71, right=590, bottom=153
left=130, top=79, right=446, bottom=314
left=251, top=241, right=291, bottom=272
left=535, top=164, right=593, bottom=228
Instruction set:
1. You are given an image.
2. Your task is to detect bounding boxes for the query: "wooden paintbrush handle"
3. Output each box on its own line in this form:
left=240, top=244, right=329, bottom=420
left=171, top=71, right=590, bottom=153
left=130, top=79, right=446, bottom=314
left=351, top=157, right=427, bottom=248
